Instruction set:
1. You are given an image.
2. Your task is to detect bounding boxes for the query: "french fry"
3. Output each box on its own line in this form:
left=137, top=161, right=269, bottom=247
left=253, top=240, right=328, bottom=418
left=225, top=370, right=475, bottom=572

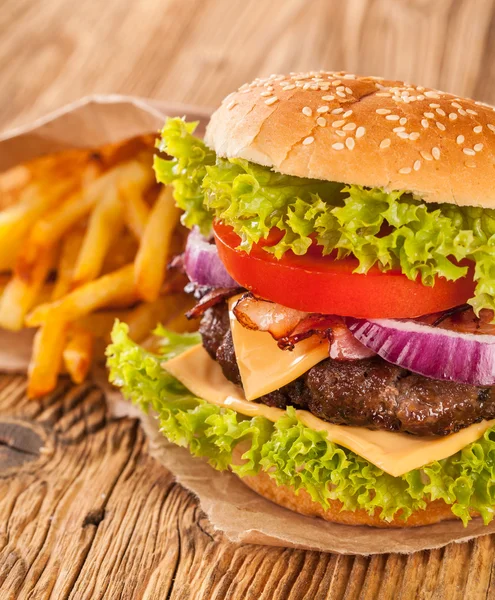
left=0, top=245, right=57, bottom=330
left=77, top=308, right=133, bottom=338
left=27, top=311, right=68, bottom=398
left=0, top=180, right=73, bottom=271
left=63, top=327, right=94, bottom=384
left=134, top=186, right=180, bottom=302
left=124, top=294, right=186, bottom=342
left=26, top=263, right=137, bottom=327
left=0, top=164, right=31, bottom=208
left=71, top=187, right=124, bottom=287
left=121, top=183, right=150, bottom=240
left=101, top=231, right=138, bottom=273
left=17, top=160, right=152, bottom=279
left=51, top=229, right=85, bottom=300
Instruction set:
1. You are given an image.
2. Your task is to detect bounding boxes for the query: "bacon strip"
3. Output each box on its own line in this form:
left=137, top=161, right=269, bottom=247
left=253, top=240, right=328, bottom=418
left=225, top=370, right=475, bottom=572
left=186, top=286, right=243, bottom=319
left=232, top=292, right=375, bottom=359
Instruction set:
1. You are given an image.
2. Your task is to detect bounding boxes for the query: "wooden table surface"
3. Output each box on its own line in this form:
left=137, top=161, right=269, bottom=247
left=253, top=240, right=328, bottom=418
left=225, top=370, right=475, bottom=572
left=3, top=1, right=495, bottom=598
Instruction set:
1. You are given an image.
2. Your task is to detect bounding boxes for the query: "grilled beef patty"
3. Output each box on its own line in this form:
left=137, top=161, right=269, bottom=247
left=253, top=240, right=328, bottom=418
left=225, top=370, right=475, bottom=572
left=199, top=304, right=495, bottom=436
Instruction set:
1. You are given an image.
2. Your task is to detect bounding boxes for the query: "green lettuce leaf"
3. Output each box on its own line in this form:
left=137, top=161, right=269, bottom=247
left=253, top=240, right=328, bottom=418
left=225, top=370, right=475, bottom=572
left=154, top=118, right=495, bottom=314
left=107, top=322, right=495, bottom=525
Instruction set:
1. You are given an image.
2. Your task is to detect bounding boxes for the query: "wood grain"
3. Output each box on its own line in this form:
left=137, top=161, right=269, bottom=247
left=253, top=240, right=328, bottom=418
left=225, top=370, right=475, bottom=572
left=2, top=0, right=495, bottom=133
left=1, top=378, right=495, bottom=599
left=3, top=0, right=495, bottom=597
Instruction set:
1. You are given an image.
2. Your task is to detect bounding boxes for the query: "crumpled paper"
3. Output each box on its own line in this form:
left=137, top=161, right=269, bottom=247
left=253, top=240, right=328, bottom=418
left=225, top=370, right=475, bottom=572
left=2, top=95, right=495, bottom=555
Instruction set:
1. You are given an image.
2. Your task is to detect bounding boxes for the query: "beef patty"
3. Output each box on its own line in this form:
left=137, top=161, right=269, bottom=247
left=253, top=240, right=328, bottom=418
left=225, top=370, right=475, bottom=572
left=199, top=304, right=495, bottom=436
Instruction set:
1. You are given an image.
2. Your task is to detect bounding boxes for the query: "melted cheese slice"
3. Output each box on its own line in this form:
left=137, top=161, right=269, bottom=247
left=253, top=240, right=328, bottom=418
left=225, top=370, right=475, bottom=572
left=163, top=344, right=495, bottom=477
left=228, top=297, right=328, bottom=400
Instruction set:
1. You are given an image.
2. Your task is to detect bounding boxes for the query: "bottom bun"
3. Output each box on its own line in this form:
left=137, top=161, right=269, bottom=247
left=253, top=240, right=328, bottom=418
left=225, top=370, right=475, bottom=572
left=237, top=468, right=462, bottom=528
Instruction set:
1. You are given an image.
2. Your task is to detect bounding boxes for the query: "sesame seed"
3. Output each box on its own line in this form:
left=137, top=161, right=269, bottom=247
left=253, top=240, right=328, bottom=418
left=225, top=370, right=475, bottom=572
left=316, top=117, right=327, bottom=127
left=400, top=117, right=408, bottom=125
left=331, top=107, right=344, bottom=114
left=343, top=110, right=353, bottom=118
left=335, top=130, right=346, bottom=137
left=380, top=138, right=391, bottom=149
left=282, top=84, right=296, bottom=91
left=260, top=91, right=272, bottom=97
left=449, top=113, right=458, bottom=120
left=227, top=100, right=237, bottom=110
left=332, top=119, right=346, bottom=128
left=397, top=132, right=409, bottom=139
left=409, top=132, right=420, bottom=140
left=457, top=135, right=465, bottom=144
left=425, top=91, right=440, bottom=99
left=463, top=148, right=475, bottom=155
left=421, top=119, right=429, bottom=129
left=420, top=150, right=433, bottom=161
left=376, top=108, right=391, bottom=115
left=429, top=103, right=441, bottom=108
left=424, top=112, right=435, bottom=119
left=386, top=115, right=400, bottom=121
left=393, top=127, right=406, bottom=132
left=414, top=160, right=421, bottom=171
left=436, top=122, right=446, bottom=131
left=322, top=95, right=335, bottom=101
left=332, top=142, right=345, bottom=150
left=474, top=143, right=484, bottom=152
left=317, top=106, right=330, bottom=113
left=331, top=80, right=342, bottom=86
left=465, top=161, right=477, bottom=168
left=399, top=167, right=412, bottom=174
left=417, top=94, right=426, bottom=100
left=346, top=137, right=355, bottom=150
left=343, top=122, right=357, bottom=131
left=376, top=92, right=392, bottom=97
left=302, top=106, right=313, bottom=116
left=466, top=109, right=478, bottom=115
left=451, top=102, right=462, bottom=109
left=303, top=136, right=314, bottom=145
left=436, top=108, right=446, bottom=116
left=488, top=124, right=495, bottom=133
left=432, top=147, right=441, bottom=160
left=345, top=87, right=353, bottom=94
left=265, top=96, right=278, bottom=105
left=355, top=126, right=366, bottom=139
left=473, top=125, right=483, bottom=133
left=458, top=108, right=467, bottom=116
left=336, top=85, right=345, bottom=92
left=336, top=91, right=346, bottom=98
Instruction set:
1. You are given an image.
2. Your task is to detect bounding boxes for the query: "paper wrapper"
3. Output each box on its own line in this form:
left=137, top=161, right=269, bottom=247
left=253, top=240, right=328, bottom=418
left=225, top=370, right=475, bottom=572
left=2, top=95, right=495, bottom=555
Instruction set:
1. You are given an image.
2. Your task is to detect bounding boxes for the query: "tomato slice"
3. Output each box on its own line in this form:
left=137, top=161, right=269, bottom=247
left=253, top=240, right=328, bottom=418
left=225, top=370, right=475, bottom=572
left=213, top=222, right=476, bottom=318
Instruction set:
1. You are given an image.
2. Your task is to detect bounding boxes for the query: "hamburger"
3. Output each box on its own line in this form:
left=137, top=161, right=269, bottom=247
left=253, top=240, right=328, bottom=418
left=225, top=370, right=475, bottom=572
left=107, top=71, right=495, bottom=527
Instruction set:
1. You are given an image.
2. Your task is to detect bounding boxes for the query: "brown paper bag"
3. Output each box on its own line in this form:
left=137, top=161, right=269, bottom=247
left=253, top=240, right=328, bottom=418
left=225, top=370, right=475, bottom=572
left=2, top=95, right=494, bottom=555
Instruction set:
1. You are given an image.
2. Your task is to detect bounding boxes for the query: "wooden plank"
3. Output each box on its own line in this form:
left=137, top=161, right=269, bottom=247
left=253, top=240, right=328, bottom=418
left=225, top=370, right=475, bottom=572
left=1, top=0, right=495, bottom=132
left=1, top=374, right=495, bottom=598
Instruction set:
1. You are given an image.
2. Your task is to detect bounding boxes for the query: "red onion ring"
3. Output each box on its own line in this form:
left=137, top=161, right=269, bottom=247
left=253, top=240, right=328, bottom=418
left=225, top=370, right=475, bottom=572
left=184, top=227, right=238, bottom=287
left=346, top=317, right=495, bottom=386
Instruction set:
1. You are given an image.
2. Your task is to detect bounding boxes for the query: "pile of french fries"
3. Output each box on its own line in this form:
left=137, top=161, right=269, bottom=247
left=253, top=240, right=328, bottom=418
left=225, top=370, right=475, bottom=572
left=0, top=136, right=194, bottom=398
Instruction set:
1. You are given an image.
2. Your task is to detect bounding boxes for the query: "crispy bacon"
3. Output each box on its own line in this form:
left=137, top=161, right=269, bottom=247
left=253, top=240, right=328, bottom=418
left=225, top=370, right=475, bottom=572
left=420, top=306, right=495, bottom=335
left=232, top=292, right=375, bottom=359
left=233, top=293, right=308, bottom=339
left=186, top=286, right=243, bottom=319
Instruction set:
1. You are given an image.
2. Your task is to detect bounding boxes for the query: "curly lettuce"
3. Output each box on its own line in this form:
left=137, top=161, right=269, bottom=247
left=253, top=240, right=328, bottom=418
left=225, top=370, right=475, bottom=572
left=107, top=322, right=495, bottom=525
left=154, top=118, right=495, bottom=314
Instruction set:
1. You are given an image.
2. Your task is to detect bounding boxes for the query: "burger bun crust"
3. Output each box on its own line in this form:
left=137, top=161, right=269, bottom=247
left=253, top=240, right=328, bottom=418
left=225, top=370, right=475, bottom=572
left=205, top=71, right=495, bottom=208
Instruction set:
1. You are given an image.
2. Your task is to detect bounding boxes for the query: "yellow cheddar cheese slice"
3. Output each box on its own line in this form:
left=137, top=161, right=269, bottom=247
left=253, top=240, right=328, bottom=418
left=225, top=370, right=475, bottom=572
left=228, top=297, right=328, bottom=400
left=163, top=344, right=495, bottom=477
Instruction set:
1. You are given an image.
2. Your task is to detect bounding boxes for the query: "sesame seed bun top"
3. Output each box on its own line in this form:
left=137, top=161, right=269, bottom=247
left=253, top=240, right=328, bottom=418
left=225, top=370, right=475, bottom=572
left=204, top=71, right=495, bottom=208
